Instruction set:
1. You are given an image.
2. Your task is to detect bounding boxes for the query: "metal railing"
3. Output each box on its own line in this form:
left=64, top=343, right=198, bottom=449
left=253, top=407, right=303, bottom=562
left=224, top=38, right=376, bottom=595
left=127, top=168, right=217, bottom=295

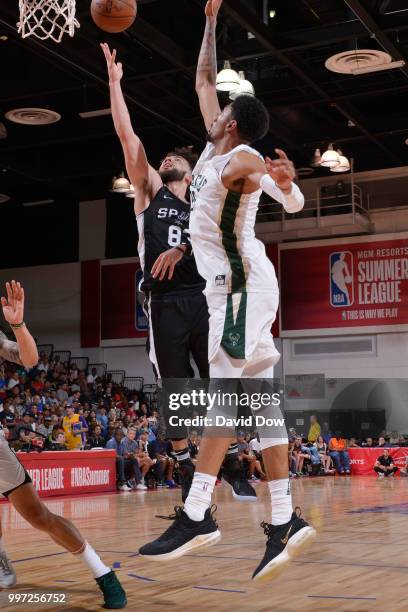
left=257, top=184, right=370, bottom=228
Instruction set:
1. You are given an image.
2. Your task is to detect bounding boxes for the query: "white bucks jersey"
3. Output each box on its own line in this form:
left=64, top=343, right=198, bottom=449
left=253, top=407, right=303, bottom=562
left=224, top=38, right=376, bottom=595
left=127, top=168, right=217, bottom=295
left=189, top=143, right=278, bottom=295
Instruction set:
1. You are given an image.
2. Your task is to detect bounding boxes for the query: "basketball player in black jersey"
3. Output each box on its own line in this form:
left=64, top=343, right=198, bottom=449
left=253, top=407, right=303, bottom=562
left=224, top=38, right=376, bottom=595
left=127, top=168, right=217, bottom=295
left=101, top=43, right=256, bottom=502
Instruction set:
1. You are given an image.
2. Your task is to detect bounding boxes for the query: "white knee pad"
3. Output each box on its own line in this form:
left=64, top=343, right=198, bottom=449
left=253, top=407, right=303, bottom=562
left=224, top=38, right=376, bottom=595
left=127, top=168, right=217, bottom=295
left=259, top=437, right=289, bottom=451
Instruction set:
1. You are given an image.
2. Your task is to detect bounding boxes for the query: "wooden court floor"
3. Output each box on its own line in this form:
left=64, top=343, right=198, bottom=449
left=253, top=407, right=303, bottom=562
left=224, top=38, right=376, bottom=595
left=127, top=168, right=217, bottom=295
left=0, top=476, right=408, bottom=612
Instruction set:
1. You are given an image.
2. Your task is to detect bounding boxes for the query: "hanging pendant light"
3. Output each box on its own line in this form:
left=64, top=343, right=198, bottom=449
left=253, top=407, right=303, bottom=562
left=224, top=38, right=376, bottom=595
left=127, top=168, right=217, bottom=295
left=331, top=150, right=350, bottom=173
left=111, top=172, right=131, bottom=193
left=229, top=71, right=255, bottom=100
left=216, top=61, right=240, bottom=93
left=320, top=143, right=341, bottom=168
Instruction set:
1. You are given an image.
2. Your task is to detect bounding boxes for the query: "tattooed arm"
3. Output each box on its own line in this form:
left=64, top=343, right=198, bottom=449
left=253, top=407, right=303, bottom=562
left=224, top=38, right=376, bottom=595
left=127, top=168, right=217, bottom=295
left=195, top=0, right=223, bottom=131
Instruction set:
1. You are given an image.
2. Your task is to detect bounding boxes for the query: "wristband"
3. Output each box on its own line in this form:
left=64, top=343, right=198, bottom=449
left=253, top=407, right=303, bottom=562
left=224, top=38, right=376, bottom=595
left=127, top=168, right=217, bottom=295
left=176, top=246, right=186, bottom=255
left=10, top=321, right=25, bottom=330
left=260, top=174, right=304, bottom=213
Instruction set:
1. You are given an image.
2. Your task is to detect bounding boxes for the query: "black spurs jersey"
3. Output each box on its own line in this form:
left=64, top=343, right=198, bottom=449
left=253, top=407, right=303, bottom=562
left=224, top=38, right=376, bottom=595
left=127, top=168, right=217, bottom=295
left=137, top=186, right=205, bottom=294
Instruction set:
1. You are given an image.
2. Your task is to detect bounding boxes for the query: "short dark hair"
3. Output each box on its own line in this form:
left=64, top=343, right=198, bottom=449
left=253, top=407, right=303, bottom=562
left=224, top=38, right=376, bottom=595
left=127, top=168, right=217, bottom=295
left=231, top=95, right=270, bottom=143
left=165, top=146, right=198, bottom=171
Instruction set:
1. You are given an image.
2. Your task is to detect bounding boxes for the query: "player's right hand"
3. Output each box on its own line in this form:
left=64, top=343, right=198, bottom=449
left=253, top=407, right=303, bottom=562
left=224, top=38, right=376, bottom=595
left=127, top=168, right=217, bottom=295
left=100, top=43, right=123, bottom=83
left=205, top=0, right=223, bottom=18
left=151, top=247, right=184, bottom=281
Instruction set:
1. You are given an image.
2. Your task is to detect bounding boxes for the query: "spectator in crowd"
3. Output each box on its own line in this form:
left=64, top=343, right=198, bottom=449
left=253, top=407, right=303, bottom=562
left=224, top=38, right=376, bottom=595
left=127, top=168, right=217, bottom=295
left=62, top=405, right=84, bottom=450
left=48, top=431, right=67, bottom=451
left=398, top=435, right=408, bottom=447
left=322, top=422, right=333, bottom=444
left=135, top=430, right=156, bottom=484
left=388, top=431, right=400, bottom=445
left=374, top=449, right=398, bottom=478
left=248, top=434, right=262, bottom=460
left=88, top=424, right=106, bottom=448
left=377, top=436, right=391, bottom=448
left=96, top=405, right=109, bottom=436
left=288, top=438, right=296, bottom=476
left=118, top=427, right=145, bottom=490
left=314, top=435, right=334, bottom=474
left=87, top=367, right=98, bottom=385
left=105, top=428, right=133, bottom=491
left=188, top=431, right=199, bottom=463
left=348, top=437, right=360, bottom=448
left=57, top=383, right=69, bottom=403
left=148, top=434, right=176, bottom=488
left=308, top=415, right=321, bottom=443
left=237, top=431, right=265, bottom=480
left=362, top=437, right=374, bottom=448
left=292, top=437, right=310, bottom=476
left=7, top=371, right=20, bottom=390
left=328, top=433, right=351, bottom=474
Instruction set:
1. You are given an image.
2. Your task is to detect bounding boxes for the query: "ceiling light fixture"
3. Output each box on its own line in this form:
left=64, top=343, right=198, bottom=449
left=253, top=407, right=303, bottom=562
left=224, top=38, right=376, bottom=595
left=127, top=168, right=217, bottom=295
left=330, top=150, right=350, bottom=173
left=269, top=9, right=276, bottom=18
left=229, top=71, right=255, bottom=100
left=351, top=60, right=405, bottom=75
left=216, top=61, right=240, bottom=93
left=320, top=144, right=340, bottom=168
left=111, top=173, right=131, bottom=193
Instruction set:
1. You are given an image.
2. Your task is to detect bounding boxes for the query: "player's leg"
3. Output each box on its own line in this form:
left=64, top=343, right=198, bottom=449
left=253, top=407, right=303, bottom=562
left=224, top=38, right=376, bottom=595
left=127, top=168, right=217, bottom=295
left=8, top=483, right=127, bottom=608
left=242, top=354, right=316, bottom=583
left=0, top=516, right=16, bottom=588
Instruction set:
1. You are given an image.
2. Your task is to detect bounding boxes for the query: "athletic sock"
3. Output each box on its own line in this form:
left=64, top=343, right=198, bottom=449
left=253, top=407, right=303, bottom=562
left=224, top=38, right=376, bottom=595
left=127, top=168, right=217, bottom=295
left=226, top=443, right=238, bottom=455
left=173, top=447, right=191, bottom=463
left=74, top=542, right=111, bottom=579
left=268, top=478, right=293, bottom=526
left=184, top=472, right=216, bottom=522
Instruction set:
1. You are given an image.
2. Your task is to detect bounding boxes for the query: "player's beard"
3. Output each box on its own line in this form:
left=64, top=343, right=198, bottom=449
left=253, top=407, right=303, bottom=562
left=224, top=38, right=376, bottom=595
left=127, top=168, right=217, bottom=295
left=159, top=169, right=187, bottom=183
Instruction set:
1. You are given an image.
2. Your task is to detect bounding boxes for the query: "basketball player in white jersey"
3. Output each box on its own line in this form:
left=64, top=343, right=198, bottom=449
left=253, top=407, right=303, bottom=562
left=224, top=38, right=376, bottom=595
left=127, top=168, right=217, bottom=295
left=139, top=0, right=316, bottom=583
left=0, top=281, right=126, bottom=608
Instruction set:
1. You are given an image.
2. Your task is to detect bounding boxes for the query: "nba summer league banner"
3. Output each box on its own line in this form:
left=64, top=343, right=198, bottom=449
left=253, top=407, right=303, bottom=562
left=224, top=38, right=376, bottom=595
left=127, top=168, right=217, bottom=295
left=160, top=377, right=408, bottom=442
left=280, top=233, right=408, bottom=333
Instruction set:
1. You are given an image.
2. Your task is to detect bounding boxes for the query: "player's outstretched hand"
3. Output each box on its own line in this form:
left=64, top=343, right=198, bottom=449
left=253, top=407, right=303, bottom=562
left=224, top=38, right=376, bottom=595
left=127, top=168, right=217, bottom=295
left=205, top=0, right=223, bottom=18
left=1, top=281, right=25, bottom=325
left=265, top=149, right=296, bottom=192
left=100, top=42, right=123, bottom=84
left=151, top=248, right=184, bottom=281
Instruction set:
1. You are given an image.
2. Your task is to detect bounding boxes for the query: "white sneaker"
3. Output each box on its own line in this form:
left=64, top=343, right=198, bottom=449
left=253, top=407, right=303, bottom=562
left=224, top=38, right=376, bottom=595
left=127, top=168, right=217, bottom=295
left=136, top=483, right=148, bottom=490
left=119, top=483, right=132, bottom=491
left=0, top=551, right=17, bottom=588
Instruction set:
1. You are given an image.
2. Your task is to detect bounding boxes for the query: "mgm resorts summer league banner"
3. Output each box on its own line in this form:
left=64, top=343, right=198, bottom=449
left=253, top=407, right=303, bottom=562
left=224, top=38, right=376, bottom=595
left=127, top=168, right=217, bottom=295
left=280, top=232, right=408, bottom=336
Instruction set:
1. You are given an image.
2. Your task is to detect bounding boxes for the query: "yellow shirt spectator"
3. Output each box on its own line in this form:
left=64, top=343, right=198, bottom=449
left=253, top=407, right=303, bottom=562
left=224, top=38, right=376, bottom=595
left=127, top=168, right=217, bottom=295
left=308, top=416, right=321, bottom=443
left=62, top=407, right=82, bottom=450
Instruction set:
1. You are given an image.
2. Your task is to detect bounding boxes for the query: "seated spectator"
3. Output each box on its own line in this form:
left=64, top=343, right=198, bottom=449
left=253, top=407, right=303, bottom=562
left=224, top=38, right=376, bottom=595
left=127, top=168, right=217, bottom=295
left=348, top=437, right=360, bottom=448
left=248, top=435, right=262, bottom=460
left=388, top=431, right=400, bottom=445
left=237, top=431, right=265, bottom=480
left=148, top=434, right=176, bottom=487
left=88, top=424, right=106, bottom=448
left=188, top=431, right=199, bottom=463
left=308, top=415, right=321, bottom=443
left=292, top=437, right=310, bottom=476
left=7, top=371, right=20, bottom=391
left=328, top=433, right=350, bottom=474
left=377, top=436, right=391, bottom=449
left=87, top=367, right=98, bottom=385
left=48, top=431, right=67, bottom=451
left=118, top=427, right=145, bottom=490
left=288, top=438, right=296, bottom=475
left=135, top=430, right=156, bottom=483
left=321, top=422, right=333, bottom=444
left=106, top=428, right=133, bottom=491
left=398, top=435, right=408, bottom=447
left=374, top=449, right=398, bottom=478
left=314, top=435, right=334, bottom=474
left=362, top=437, right=374, bottom=448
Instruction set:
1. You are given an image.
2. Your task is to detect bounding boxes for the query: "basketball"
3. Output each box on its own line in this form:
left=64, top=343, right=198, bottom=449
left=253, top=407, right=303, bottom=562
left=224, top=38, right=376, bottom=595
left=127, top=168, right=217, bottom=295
left=91, top=0, right=137, bottom=33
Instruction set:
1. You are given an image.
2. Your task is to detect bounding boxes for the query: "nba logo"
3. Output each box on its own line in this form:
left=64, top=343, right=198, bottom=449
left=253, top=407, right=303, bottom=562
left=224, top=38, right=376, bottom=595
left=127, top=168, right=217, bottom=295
left=329, top=251, right=354, bottom=307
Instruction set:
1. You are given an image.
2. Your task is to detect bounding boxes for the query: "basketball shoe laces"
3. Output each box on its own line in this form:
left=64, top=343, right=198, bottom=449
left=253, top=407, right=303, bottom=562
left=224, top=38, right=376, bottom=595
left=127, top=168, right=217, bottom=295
left=155, top=504, right=218, bottom=524
left=261, top=506, right=302, bottom=542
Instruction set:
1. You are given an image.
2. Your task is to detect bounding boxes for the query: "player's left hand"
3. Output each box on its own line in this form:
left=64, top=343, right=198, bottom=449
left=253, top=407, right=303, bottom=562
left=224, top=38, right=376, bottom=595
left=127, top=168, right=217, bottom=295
left=1, top=281, right=24, bottom=325
left=151, top=247, right=184, bottom=281
left=265, top=149, right=296, bottom=192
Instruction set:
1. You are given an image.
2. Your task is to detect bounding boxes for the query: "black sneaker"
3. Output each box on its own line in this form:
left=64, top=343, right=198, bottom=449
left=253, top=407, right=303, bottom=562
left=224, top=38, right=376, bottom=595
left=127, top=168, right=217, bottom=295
left=178, top=460, right=195, bottom=502
left=222, top=455, right=257, bottom=502
left=96, top=570, right=127, bottom=609
left=252, top=508, right=316, bottom=583
left=139, top=505, right=221, bottom=561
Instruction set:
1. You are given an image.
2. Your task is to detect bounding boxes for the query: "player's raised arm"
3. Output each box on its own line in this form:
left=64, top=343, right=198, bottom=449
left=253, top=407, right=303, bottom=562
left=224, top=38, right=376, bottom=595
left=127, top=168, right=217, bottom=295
left=101, top=43, right=162, bottom=214
left=0, top=281, right=38, bottom=368
left=222, top=149, right=304, bottom=213
left=195, top=0, right=222, bottom=131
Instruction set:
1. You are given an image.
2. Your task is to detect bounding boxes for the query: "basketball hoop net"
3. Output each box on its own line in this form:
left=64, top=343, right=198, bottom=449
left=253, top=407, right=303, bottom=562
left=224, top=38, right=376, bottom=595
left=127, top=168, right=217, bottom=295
left=18, top=0, right=80, bottom=43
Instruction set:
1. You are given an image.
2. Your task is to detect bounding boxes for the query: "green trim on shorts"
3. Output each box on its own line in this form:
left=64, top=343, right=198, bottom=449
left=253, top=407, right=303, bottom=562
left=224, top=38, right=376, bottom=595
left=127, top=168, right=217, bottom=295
left=220, top=190, right=246, bottom=293
left=222, top=292, right=247, bottom=359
